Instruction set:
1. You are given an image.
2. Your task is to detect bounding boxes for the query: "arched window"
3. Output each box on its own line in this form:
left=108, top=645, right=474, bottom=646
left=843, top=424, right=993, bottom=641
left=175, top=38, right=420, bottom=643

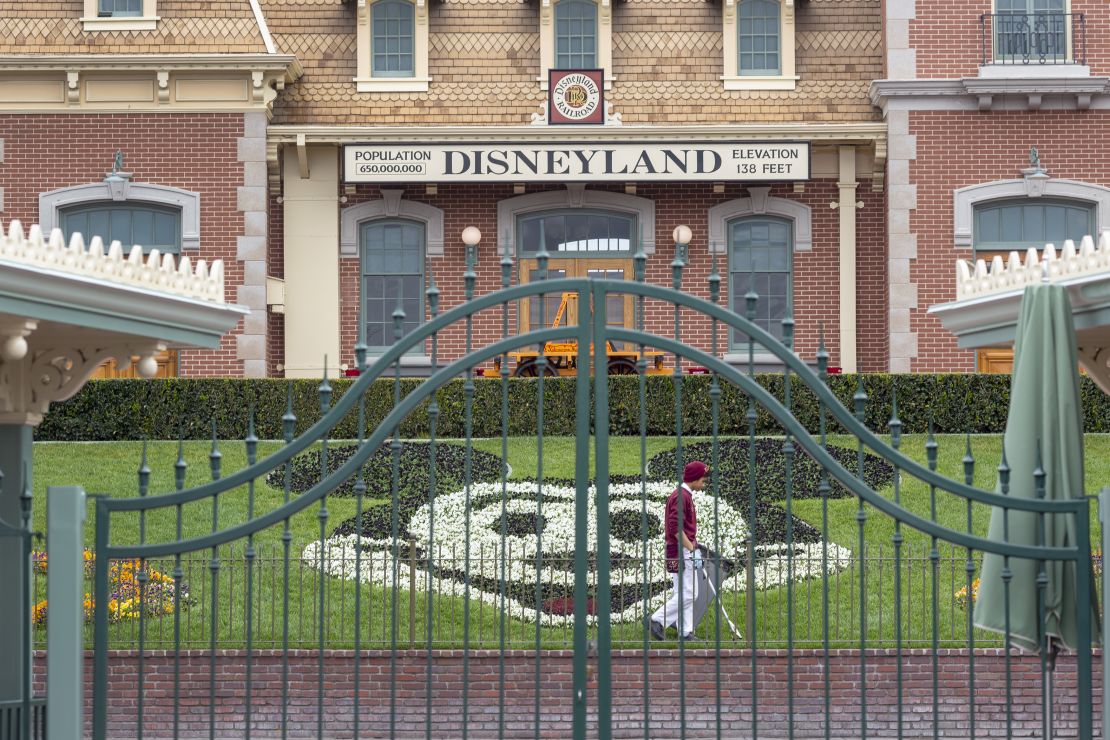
left=361, top=219, right=425, bottom=350
left=973, top=198, right=1094, bottom=254
left=518, top=210, right=634, bottom=255
left=739, top=0, right=781, bottom=76
left=372, top=0, right=416, bottom=78
left=60, top=202, right=182, bottom=254
left=555, top=0, right=598, bottom=69
left=728, top=216, right=792, bottom=349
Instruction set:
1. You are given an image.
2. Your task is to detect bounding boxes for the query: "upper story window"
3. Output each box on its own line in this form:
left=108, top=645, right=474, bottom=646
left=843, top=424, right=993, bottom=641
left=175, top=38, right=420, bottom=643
left=739, top=0, right=781, bottom=75
left=356, top=0, right=430, bottom=92
left=723, top=0, right=797, bottom=90
left=60, top=202, right=182, bottom=255
left=372, top=0, right=416, bottom=77
left=99, top=0, right=141, bottom=17
left=555, top=0, right=598, bottom=69
left=992, top=0, right=1067, bottom=62
left=973, top=198, right=1094, bottom=254
left=539, top=0, right=613, bottom=90
left=82, top=0, right=157, bottom=30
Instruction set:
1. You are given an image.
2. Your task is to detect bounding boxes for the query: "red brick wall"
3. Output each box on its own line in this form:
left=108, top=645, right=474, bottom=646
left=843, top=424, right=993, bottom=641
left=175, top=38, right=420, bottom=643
left=40, top=649, right=1101, bottom=738
left=911, top=0, right=1106, bottom=78
left=0, top=113, right=247, bottom=377
left=907, top=109, right=1110, bottom=371
left=330, top=182, right=888, bottom=374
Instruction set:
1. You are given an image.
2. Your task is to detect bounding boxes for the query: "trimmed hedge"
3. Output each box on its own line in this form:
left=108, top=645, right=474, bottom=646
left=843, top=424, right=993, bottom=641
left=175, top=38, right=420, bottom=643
left=36, top=373, right=1110, bottom=441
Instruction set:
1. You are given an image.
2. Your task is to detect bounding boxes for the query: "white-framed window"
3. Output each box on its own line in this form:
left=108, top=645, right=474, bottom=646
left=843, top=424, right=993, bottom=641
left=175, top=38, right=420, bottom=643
left=555, top=0, right=598, bottom=69
left=539, top=0, right=613, bottom=90
left=356, top=0, right=430, bottom=92
left=722, top=0, right=798, bottom=90
left=82, top=0, right=158, bottom=30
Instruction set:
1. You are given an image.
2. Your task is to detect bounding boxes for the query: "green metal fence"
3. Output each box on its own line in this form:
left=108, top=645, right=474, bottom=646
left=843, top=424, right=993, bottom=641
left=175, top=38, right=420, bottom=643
left=82, top=244, right=1097, bottom=738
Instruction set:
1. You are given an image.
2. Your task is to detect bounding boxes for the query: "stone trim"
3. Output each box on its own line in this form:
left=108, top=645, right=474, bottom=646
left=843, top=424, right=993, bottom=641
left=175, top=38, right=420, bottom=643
left=237, top=111, right=269, bottom=377
left=495, top=188, right=655, bottom=255
left=953, top=178, right=1110, bottom=247
left=706, top=188, right=812, bottom=253
left=339, top=192, right=445, bottom=257
left=886, top=108, right=917, bottom=373
left=884, top=0, right=915, bottom=81
left=871, top=78, right=1110, bottom=113
left=38, top=181, right=201, bottom=251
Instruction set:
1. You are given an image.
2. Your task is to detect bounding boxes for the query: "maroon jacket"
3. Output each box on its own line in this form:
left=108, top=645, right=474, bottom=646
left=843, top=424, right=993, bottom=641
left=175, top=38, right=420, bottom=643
left=664, top=485, right=697, bottom=573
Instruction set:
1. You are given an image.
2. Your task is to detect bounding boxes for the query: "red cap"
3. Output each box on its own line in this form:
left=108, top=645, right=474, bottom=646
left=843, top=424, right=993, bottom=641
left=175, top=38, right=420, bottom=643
left=683, top=460, right=709, bottom=483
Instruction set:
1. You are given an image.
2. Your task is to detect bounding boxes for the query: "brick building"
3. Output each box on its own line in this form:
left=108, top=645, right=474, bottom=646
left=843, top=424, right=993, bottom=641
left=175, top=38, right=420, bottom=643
left=0, top=0, right=890, bottom=378
left=873, top=0, right=1110, bottom=372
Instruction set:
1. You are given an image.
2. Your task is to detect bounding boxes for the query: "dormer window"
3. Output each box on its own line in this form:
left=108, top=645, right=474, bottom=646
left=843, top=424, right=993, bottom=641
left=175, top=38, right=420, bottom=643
left=539, top=0, right=613, bottom=90
left=555, top=0, right=598, bottom=69
left=98, top=0, right=142, bottom=17
left=722, top=0, right=798, bottom=90
left=356, top=0, right=431, bottom=92
left=82, top=0, right=158, bottom=30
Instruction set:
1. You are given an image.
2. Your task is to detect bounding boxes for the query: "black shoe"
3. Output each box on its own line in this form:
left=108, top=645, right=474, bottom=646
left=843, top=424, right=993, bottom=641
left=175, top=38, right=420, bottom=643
left=649, top=620, right=665, bottom=641
left=681, top=633, right=701, bottom=642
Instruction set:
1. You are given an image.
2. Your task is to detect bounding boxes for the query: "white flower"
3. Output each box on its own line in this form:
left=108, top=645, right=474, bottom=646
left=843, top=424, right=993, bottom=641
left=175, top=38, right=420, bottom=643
left=302, top=481, right=852, bottom=626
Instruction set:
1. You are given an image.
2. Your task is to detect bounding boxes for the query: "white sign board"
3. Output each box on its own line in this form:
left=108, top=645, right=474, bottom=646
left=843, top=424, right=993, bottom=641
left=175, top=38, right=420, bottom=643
left=343, top=142, right=810, bottom=183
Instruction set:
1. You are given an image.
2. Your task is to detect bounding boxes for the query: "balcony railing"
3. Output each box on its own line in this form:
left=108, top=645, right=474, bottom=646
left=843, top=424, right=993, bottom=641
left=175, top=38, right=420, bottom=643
left=980, top=12, right=1086, bottom=67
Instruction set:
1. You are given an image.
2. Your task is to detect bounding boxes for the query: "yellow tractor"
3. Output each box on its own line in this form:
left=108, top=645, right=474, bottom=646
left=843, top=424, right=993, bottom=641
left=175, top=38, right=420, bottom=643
left=488, top=292, right=668, bottom=377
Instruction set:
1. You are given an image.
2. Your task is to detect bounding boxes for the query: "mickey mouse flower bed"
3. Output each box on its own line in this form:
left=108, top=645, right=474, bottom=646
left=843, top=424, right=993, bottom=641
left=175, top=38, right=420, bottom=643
left=290, top=440, right=893, bottom=626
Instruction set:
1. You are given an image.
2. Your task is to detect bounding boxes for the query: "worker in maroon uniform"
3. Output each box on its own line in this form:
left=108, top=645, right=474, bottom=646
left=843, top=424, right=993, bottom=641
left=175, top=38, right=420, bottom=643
left=649, top=460, right=708, bottom=641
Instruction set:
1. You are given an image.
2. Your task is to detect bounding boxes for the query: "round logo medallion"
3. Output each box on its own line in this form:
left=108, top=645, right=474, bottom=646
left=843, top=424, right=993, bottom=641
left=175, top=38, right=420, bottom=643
left=551, top=73, right=601, bottom=122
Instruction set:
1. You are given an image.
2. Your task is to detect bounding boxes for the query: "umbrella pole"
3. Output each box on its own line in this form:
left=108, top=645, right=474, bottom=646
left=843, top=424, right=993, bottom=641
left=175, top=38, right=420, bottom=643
left=1043, top=644, right=1058, bottom=740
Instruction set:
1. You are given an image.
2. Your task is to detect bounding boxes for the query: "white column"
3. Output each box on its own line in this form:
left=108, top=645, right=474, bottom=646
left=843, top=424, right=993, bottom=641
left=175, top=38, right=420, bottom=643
left=838, top=146, right=858, bottom=373
left=283, top=145, right=340, bottom=378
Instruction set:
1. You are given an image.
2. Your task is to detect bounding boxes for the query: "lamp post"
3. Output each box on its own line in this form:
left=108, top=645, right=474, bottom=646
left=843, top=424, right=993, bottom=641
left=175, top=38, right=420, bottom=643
left=672, top=224, right=691, bottom=289
left=462, top=226, right=481, bottom=302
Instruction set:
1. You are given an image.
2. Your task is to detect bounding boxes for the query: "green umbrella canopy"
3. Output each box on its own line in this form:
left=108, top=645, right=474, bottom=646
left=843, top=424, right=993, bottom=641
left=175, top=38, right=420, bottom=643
left=974, top=283, right=1100, bottom=653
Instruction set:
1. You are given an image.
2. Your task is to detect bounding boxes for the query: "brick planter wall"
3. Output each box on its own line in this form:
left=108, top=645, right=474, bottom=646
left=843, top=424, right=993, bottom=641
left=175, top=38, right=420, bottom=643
left=35, top=648, right=1101, bottom=738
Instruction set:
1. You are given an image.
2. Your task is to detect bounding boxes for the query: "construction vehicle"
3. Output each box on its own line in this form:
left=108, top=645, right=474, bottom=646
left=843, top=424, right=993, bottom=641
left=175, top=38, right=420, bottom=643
left=487, top=292, right=668, bottom=377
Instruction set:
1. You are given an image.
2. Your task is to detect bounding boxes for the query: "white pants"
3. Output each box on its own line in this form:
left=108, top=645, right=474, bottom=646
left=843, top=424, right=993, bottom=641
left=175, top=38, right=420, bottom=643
left=651, top=550, right=699, bottom=635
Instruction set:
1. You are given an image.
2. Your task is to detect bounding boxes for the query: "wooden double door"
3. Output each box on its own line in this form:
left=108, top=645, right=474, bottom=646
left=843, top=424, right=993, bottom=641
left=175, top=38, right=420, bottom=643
left=518, top=259, right=635, bottom=343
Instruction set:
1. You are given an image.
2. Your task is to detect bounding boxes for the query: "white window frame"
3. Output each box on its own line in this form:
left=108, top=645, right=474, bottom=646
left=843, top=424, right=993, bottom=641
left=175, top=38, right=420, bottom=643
left=539, top=0, right=613, bottom=91
left=82, top=0, right=158, bottom=31
left=722, top=0, right=798, bottom=91
left=355, top=0, right=431, bottom=93
left=39, top=181, right=200, bottom=250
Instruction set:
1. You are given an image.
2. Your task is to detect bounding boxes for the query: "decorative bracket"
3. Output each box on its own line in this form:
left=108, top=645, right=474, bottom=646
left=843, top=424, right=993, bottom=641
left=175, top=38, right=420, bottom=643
left=66, top=71, right=80, bottom=105
left=872, top=136, right=887, bottom=193
left=530, top=103, right=548, bottom=126
left=0, top=341, right=164, bottom=425
left=157, top=71, right=170, bottom=104
left=605, top=102, right=622, bottom=126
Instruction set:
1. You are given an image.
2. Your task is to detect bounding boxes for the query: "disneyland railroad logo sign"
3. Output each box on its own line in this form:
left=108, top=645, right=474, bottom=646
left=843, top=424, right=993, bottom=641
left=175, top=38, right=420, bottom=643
left=343, top=141, right=810, bottom=183
left=548, top=69, right=604, bottom=125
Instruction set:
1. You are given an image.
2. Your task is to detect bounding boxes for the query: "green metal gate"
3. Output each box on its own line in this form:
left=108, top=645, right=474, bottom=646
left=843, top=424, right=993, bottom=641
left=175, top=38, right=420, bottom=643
left=87, top=245, right=1097, bottom=738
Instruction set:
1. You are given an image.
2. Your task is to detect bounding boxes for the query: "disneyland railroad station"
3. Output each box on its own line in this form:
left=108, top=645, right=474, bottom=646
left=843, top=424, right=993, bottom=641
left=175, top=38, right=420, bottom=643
left=0, top=0, right=1105, bottom=380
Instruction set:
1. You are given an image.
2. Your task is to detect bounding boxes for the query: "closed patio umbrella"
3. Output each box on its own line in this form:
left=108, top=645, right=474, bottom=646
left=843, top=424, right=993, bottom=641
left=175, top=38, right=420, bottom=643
left=974, top=282, right=1100, bottom=735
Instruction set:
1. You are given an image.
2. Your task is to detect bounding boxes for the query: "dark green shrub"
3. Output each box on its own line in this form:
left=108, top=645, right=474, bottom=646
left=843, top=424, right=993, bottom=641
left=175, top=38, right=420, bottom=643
left=37, top=374, right=1110, bottom=440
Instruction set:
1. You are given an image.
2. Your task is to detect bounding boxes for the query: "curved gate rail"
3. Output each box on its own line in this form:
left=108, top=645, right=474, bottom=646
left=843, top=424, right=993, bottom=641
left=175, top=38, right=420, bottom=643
left=88, top=245, right=1096, bottom=739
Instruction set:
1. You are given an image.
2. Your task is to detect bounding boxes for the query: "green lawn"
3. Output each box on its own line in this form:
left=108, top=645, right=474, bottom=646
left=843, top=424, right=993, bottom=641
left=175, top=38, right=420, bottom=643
left=28, top=434, right=1110, bottom=650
